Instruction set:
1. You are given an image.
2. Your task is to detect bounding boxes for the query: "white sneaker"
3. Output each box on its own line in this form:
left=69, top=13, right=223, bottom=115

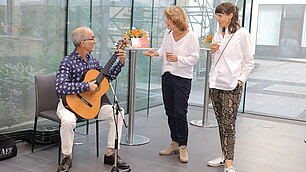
left=207, top=155, right=225, bottom=166
left=224, top=166, right=236, bottom=172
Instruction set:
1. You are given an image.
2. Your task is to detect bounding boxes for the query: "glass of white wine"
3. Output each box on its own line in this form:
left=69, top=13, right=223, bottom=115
left=213, top=40, right=221, bottom=46
left=165, top=46, right=173, bottom=65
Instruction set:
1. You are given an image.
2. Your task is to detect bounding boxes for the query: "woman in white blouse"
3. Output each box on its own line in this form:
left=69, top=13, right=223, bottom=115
left=143, top=6, right=199, bottom=163
left=207, top=2, right=254, bottom=172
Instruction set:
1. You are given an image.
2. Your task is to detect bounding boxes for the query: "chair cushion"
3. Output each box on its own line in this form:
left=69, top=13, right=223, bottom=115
left=39, top=110, right=87, bottom=124
left=39, top=110, right=60, bottom=123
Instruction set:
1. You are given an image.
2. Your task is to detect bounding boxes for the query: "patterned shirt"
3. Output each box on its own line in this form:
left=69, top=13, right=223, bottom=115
left=56, top=49, right=124, bottom=95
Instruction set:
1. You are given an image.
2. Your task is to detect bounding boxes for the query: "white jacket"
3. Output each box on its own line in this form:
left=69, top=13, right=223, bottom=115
left=209, top=27, right=254, bottom=90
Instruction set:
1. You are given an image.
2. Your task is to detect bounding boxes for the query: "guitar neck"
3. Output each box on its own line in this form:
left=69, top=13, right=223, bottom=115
left=96, top=52, right=118, bottom=85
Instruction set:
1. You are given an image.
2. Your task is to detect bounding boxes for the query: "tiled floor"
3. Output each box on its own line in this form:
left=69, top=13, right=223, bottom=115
left=1, top=105, right=306, bottom=172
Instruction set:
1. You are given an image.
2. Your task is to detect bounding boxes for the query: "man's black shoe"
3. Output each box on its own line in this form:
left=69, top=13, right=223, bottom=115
left=57, top=157, right=72, bottom=172
left=104, top=154, right=130, bottom=169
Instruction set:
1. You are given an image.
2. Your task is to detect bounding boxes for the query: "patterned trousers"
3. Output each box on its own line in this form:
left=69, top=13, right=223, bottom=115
left=210, top=83, right=243, bottom=160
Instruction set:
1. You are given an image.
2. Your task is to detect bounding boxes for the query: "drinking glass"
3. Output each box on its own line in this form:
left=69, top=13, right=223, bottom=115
left=213, top=41, right=221, bottom=45
left=165, top=46, right=173, bottom=65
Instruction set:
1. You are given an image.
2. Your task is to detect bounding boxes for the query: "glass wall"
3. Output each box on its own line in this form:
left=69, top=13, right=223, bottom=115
left=145, top=0, right=174, bottom=114
left=0, top=0, right=175, bottom=132
left=0, top=0, right=66, bottom=132
left=179, top=0, right=246, bottom=109
left=1, top=0, right=305, bottom=134
left=247, top=1, right=306, bottom=121
left=0, top=0, right=249, bottom=133
left=65, top=0, right=133, bottom=115
left=90, top=0, right=132, bottom=112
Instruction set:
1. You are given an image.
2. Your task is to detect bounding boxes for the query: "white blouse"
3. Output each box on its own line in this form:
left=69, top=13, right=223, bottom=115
left=153, top=29, right=200, bottom=79
left=209, top=27, right=254, bottom=90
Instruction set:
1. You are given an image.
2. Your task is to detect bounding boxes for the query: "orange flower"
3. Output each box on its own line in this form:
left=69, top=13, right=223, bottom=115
left=207, top=35, right=213, bottom=41
left=142, top=32, right=149, bottom=38
left=123, top=27, right=149, bottom=40
left=131, top=29, right=141, bottom=37
left=123, top=34, right=130, bottom=40
left=201, top=34, right=213, bottom=43
left=138, top=29, right=143, bottom=35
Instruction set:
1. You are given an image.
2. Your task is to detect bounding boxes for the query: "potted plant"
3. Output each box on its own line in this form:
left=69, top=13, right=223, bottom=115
left=200, top=34, right=213, bottom=49
left=123, top=27, right=149, bottom=48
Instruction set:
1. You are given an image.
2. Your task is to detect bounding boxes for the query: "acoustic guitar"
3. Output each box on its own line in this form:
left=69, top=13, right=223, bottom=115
left=62, top=39, right=127, bottom=119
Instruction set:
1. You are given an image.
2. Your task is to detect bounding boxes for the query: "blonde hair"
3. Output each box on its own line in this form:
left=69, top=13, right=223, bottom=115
left=164, top=6, right=188, bottom=32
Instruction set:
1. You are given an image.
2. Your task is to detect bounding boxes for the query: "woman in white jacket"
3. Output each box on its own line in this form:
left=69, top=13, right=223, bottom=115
left=207, top=2, right=254, bottom=172
left=143, top=5, right=199, bottom=163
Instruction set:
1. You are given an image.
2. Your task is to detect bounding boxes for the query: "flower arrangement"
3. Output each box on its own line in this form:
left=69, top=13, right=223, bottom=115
left=200, top=34, right=213, bottom=43
left=123, top=28, right=149, bottom=40
left=200, top=34, right=213, bottom=48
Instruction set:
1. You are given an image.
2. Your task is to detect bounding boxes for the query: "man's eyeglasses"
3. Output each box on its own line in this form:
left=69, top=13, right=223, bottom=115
left=83, top=38, right=96, bottom=41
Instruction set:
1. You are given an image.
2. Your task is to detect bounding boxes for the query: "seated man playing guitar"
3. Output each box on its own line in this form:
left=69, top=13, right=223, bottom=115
left=55, top=27, right=129, bottom=172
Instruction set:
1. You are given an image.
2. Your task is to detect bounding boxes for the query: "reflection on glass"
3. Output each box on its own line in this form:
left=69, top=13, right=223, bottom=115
left=0, top=1, right=65, bottom=132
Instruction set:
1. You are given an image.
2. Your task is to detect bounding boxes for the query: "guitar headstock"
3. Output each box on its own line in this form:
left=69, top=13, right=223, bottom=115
left=115, top=39, right=128, bottom=50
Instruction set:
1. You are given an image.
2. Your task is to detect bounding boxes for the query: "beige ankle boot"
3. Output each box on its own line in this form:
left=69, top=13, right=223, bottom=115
left=179, top=145, right=188, bottom=163
left=159, top=141, right=179, bottom=155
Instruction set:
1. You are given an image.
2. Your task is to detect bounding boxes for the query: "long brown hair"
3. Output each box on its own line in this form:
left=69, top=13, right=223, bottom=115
left=215, top=2, right=241, bottom=33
